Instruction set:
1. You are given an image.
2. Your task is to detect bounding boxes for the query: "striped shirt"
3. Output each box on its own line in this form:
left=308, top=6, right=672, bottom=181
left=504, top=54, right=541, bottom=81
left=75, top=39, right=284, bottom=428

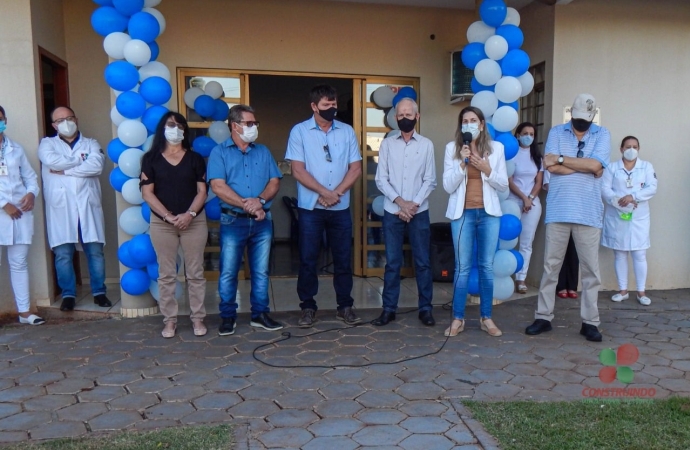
left=544, top=122, right=611, bottom=228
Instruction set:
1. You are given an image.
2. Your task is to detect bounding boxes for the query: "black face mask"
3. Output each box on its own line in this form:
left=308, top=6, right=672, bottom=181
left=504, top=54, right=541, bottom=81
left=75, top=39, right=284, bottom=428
left=571, top=118, right=592, bottom=132
left=318, top=107, right=337, bottom=122
left=397, top=117, right=417, bottom=133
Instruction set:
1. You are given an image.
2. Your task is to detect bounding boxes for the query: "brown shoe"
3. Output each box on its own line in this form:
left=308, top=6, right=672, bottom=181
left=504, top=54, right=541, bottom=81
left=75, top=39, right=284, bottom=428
left=298, top=309, right=316, bottom=328
left=336, top=307, right=362, bottom=325
left=161, top=322, right=176, bottom=338
left=444, top=319, right=465, bottom=337
left=192, top=319, right=207, bottom=337
left=480, top=318, right=502, bottom=337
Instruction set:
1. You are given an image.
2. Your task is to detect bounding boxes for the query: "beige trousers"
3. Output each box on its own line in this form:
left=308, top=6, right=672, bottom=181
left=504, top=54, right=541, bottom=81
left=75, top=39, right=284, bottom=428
left=149, top=211, right=208, bottom=324
left=536, top=222, right=601, bottom=326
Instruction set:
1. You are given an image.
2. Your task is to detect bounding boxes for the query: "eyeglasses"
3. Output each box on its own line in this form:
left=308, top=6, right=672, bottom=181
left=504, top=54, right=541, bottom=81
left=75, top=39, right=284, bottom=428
left=577, top=140, right=585, bottom=158
left=53, top=116, right=76, bottom=125
left=236, top=121, right=260, bottom=128
left=165, top=122, right=185, bottom=130
left=323, top=145, right=332, bottom=162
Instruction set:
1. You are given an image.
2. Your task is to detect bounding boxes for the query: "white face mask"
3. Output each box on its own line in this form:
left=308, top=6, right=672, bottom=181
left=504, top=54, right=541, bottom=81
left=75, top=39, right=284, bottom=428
left=461, top=122, right=480, bottom=140
left=238, top=124, right=258, bottom=143
left=518, top=135, right=534, bottom=147
left=57, top=120, right=78, bottom=138
left=164, top=126, right=184, bottom=144
left=623, top=148, right=638, bottom=161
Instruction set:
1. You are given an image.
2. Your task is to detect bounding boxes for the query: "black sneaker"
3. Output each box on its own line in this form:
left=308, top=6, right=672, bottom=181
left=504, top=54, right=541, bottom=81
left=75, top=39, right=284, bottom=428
left=525, top=319, right=552, bottom=335
left=94, top=294, right=112, bottom=307
left=60, top=297, right=75, bottom=311
left=250, top=313, right=284, bottom=331
left=218, top=317, right=236, bottom=336
left=580, top=323, right=603, bottom=342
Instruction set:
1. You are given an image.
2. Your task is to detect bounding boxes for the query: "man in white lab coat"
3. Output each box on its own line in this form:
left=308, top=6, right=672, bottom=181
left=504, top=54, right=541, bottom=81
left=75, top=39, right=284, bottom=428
left=38, top=106, right=111, bottom=311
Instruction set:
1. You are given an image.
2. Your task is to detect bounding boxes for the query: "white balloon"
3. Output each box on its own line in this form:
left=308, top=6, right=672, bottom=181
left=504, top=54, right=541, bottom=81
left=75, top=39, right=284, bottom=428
left=112, top=84, right=138, bottom=98
left=385, top=130, right=401, bottom=139
left=206, top=189, right=217, bottom=203
left=149, top=280, right=160, bottom=302
left=500, top=199, right=521, bottom=218
left=103, top=32, right=131, bottom=60
left=498, top=187, right=510, bottom=201
left=502, top=7, right=521, bottom=26
left=505, top=159, right=516, bottom=177
left=494, top=250, right=518, bottom=278
left=175, top=281, right=184, bottom=300
left=484, top=35, right=508, bottom=61
left=474, top=59, right=502, bottom=86
left=494, top=276, right=515, bottom=300
left=495, top=76, right=522, bottom=103
left=467, top=21, right=496, bottom=44
left=118, top=120, right=148, bottom=148
left=386, top=108, right=399, bottom=130
left=121, top=178, right=144, bottom=205
left=139, top=61, right=170, bottom=82
left=499, top=237, right=518, bottom=250
left=119, top=206, right=150, bottom=236
left=123, top=39, right=151, bottom=67
left=142, top=7, right=166, bottom=35
left=204, top=81, right=224, bottom=99
left=492, top=106, right=519, bottom=133
left=372, top=196, right=385, bottom=216
left=110, top=105, right=127, bottom=126
left=184, top=87, right=204, bottom=109
left=208, top=121, right=231, bottom=144
left=470, top=91, right=499, bottom=118
left=142, top=135, right=154, bottom=152
left=372, top=86, right=395, bottom=108
left=118, top=148, right=145, bottom=178
left=517, top=71, right=535, bottom=97
left=144, top=0, right=162, bottom=7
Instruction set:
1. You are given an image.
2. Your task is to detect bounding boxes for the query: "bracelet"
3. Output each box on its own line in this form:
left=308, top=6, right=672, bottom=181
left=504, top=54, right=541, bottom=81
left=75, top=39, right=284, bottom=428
left=163, top=213, right=170, bottom=222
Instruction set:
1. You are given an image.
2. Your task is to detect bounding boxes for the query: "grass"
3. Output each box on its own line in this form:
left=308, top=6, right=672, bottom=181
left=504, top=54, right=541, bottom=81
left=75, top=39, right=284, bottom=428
left=464, top=397, right=690, bottom=450
left=4, top=425, right=233, bottom=450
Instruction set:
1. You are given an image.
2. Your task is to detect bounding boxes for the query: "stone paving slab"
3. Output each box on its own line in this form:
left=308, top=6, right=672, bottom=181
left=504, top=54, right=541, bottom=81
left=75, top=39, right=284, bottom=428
left=0, top=289, right=689, bottom=448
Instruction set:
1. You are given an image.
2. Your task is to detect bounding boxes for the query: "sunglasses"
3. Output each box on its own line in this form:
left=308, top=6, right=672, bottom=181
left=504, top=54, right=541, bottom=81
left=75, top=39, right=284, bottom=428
left=323, top=145, right=332, bottom=162
left=577, top=140, right=585, bottom=158
left=237, top=120, right=260, bottom=128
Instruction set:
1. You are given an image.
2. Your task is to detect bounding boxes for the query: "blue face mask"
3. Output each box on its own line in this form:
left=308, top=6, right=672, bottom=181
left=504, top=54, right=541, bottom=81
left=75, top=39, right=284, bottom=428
left=0, top=120, right=6, bottom=134
left=518, top=135, right=534, bottom=147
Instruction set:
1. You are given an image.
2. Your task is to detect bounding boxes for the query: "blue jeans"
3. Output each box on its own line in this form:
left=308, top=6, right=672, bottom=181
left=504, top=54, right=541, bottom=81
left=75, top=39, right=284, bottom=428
left=382, top=210, right=433, bottom=313
left=297, top=208, right=353, bottom=311
left=218, top=213, right=272, bottom=319
left=450, top=209, right=500, bottom=319
left=53, top=242, right=106, bottom=298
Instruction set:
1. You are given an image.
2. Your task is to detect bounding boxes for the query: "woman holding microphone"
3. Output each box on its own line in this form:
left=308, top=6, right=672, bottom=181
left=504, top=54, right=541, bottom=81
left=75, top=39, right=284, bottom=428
left=443, top=106, right=508, bottom=337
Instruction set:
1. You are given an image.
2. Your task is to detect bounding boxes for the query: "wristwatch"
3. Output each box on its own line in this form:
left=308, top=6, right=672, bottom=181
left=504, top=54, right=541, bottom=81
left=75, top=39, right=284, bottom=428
left=557, top=155, right=564, bottom=165
left=258, top=197, right=266, bottom=206
left=187, top=210, right=197, bottom=218
left=528, top=194, right=535, bottom=200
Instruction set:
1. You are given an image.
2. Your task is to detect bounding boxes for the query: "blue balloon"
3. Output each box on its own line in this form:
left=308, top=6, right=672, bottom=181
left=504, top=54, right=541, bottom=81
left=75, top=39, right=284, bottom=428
left=116, top=91, right=146, bottom=119
left=91, top=6, right=128, bottom=37
left=141, top=202, right=151, bottom=223
left=121, top=269, right=150, bottom=295
left=205, top=197, right=221, bottom=221
left=510, top=249, right=524, bottom=273
left=109, top=167, right=131, bottom=192
left=93, top=0, right=114, bottom=5
left=471, top=77, right=494, bottom=93
left=211, top=99, right=230, bottom=121
left=495, top=133, right=519, bottom=160
left=468, top=267, right=480, bottom=296
left=107, top=138, right=129, bottom=162
left=113, top=0, right=144, bottom=16
left=139, top=76, right=172, bottom=106
left=486, top=123, right=496, bottom=140
left=147, top=262, right=159, bottom=280
left=501, top=49, right=531, bottom=77
left=142, top=105, right=168, bottom=133
left=148, top=41, right=159, bottom=61
left=480, top=0, right=508, bottom=28
left=193, top=136, right=216, bottom=158
left=499, top=101, right=519, bottom=111
left=104, top=61, right=139, bottom=92
left=118, top=241, right=145, bottom=269
left=499, top=214, right=522, bottom=241
left=461, top=42, right=487, bottom=70
left=194, top=95, right=216, bottom=118
left=398, top=86, right=418, bottom=101
left=128, top=12, right=160, bottom=43
left=496, top=25, right=524, bottom=50
left=129, top=234, right=157, bottom=267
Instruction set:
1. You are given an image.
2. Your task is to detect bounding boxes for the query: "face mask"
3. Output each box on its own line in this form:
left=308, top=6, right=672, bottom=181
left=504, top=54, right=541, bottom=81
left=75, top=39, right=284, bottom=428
left=518, top=135, right=534, bottom=147
left=397, top=117, right=417, bottom=133
left=164, top=126, right=184, bottom=144
left=623, top=148, right=638, bottom=161
left=318, top=107, right=337, bottom=122
left=57, top=120, right=78, bottom=137
left=571, top=118, right=592, bottom=132
left=0, top=120, right=6, bottom=134
left=461, top=123, right=480, bottom=140
left=238, top=125, right=258, bottom=143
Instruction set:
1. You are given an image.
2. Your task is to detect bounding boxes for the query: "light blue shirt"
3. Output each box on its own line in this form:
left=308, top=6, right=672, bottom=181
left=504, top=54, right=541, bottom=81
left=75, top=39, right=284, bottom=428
left=285, top=116, right=362, bottom=211
left=207, top=141, right=282, bottom=213
left=544, top=122, right=611, bottom=228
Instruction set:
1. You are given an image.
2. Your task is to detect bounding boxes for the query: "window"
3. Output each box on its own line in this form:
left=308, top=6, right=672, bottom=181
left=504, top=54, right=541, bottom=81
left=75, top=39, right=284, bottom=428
left=519, top=62, right=546, bottom=152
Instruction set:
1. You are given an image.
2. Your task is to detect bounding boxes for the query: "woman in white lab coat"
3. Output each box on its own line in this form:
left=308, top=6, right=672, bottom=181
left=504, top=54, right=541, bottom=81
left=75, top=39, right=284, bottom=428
left=0, top=105, right=44, bottom=324
left=601, top=136, right=657, bottom=305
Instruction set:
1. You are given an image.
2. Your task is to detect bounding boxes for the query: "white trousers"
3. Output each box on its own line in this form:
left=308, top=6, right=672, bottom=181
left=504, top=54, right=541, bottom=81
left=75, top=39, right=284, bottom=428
left=513, top=197, right=542, bottom=281
left=1, top=245, right=31, bottom=313
left=614, top=249, right=647, bottom=292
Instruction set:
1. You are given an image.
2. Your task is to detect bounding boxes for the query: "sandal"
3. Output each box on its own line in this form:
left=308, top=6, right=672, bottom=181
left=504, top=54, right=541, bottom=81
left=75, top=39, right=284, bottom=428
left=517, top=282, right=528, bottom=294
left=480, top=318, right=503, bottom=337
left=444, top=319, right=465, bottom=337
left=161, top=322, right=176, bottom=338
left=192, top=319, right=207, bottom=336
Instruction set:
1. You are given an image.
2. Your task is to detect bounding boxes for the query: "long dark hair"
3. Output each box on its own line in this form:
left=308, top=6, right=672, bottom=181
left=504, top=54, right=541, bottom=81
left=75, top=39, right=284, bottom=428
left=515, top=122, right=542, bottom=170
left=454, top=106, right=492, bottom=160
left=147, top=112, right=192, bottom=159
left=620, top=135, right=639, bottom=149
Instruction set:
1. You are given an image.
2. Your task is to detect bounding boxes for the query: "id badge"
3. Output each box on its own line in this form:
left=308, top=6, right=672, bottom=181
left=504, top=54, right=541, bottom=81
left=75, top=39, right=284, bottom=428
left=0, top=165, right=8, bottom=176
left=626, top=178, right=633, bottom=188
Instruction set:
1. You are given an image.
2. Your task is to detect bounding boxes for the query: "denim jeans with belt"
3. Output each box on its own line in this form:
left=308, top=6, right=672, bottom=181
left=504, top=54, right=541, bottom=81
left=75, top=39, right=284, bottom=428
left=297, top=207, right=354, bottom=311
left=218, top=212, right=273, bottom=319
left=381, top=210, right=433, bottom=313
left=53, top=241, right=106, bottom=298
left=450, top=208, right=500, bottom=319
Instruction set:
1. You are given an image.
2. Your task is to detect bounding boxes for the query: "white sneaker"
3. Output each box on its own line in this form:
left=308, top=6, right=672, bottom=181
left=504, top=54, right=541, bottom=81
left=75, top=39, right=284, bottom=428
left=611, top=293, right=629, bottom=302
left=637, top=295, right=651, bottom=306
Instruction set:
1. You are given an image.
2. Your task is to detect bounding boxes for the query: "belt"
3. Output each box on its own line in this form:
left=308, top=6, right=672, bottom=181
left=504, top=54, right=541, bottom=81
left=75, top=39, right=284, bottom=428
left=221, top=207, right=269, bottom=218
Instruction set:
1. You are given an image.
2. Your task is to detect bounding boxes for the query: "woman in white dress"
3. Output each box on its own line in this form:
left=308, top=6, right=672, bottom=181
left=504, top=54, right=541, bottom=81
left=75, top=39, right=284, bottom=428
left=601, top=136, right=657, bottom=305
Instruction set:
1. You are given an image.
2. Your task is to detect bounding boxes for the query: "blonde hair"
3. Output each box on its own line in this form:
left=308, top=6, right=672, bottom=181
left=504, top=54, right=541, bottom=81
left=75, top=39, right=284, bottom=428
left=454, top=106, right=493, bottom=160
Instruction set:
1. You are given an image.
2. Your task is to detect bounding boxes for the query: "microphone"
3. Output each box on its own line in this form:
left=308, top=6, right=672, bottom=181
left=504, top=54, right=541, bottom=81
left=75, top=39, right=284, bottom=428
left=462, top=132, right=473, bottom=164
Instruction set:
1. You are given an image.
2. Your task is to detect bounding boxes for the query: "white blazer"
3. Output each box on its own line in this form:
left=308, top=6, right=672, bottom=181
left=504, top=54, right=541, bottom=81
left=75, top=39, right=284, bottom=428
left=443, top=140, right=509, bottom=220
left=38, top=134, right=106, bottom=248
left=0, top=137, right=40, bottom=246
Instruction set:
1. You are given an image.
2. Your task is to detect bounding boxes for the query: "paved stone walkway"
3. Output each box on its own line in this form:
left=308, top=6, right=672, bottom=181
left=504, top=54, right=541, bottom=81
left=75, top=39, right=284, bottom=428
left=1, top=290, right=689, bottom=448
